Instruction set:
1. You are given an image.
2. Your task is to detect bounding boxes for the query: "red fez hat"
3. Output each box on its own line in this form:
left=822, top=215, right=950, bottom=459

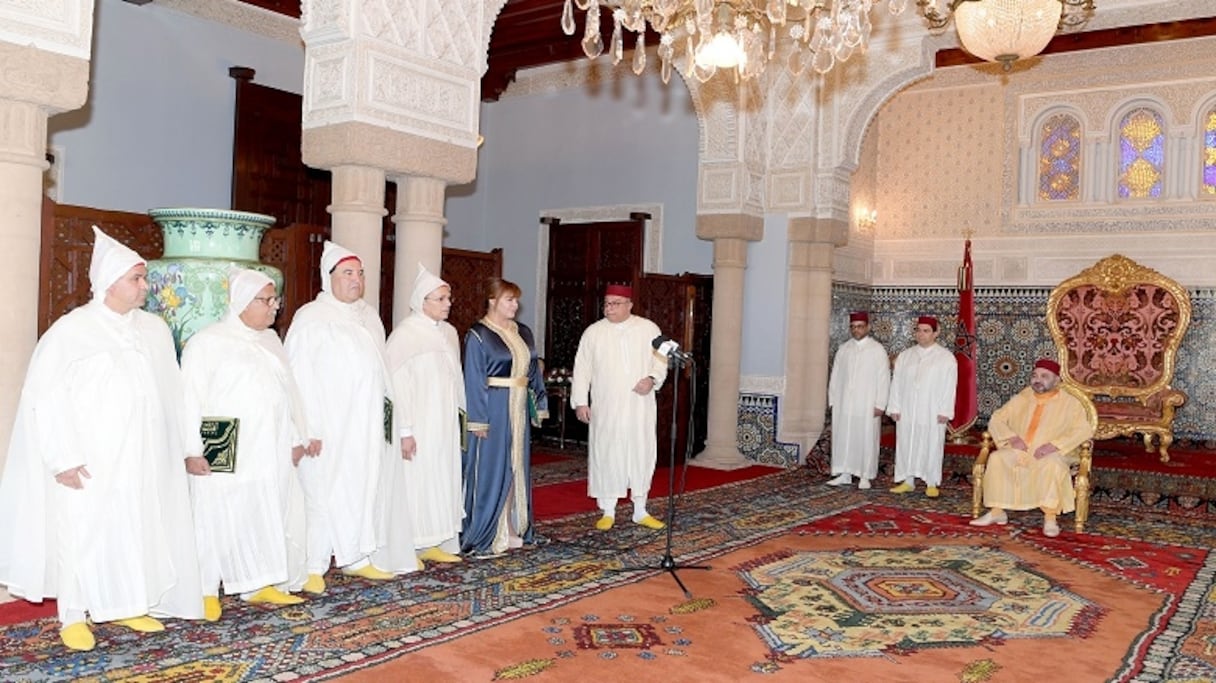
left=335, top=255, right=361, bottom=268
left=916, top=315, right=939, bottom=331
left=849, top=311, right=869, bottom=323
left=1034, top=358, right=1061, bottom=375
left=605, top=284, right=633, bottom=299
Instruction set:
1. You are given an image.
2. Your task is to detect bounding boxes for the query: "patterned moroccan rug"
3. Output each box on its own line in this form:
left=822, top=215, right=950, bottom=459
left=2, top=460, right=1215, bottom=681
left=359, top=505, right=1195, bottom=681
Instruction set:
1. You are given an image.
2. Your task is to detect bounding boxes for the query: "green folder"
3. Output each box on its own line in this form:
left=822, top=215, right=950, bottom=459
left=459, top=408, right=468, bottom=451
left=384, top=397, right=394, bottom=444
left=200, top=417, right=239, bottom=474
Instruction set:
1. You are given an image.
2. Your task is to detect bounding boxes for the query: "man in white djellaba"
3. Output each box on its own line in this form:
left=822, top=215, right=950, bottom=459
left=0, top=227, right=203, bottom=651
left=182, top=268, right=318, bottom=621
left=285, top=241, right=404, bottom=593
left=571, top=283, right=670, bottom=531
left=826, top=311, right=891, bottom=490
left=383, top=265, right=466, bottom=565
left=887, top=315, right=958, bottom=498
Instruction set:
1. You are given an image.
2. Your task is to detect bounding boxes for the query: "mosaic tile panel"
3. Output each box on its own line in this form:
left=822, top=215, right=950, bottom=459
left=828, top=284, right=1216, bottom=441
left=737, top=393, right=800, bottom=467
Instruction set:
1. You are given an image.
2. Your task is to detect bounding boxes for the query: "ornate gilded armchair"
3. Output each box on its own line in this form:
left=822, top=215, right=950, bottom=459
left=971, top=383, right=1097, bottom=532
left=1045, top=255, right=1191, bottom=462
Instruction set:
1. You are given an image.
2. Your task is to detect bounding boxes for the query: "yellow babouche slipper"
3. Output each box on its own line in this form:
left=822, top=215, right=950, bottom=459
left=417, top=547, right=463, bottom=564
left=636, top=515, right=666, bottom=530
left=247, top=586, right=305, bottom=606
left=595, top=515, right=615, bottom=531
left=925, top=486, right=940, bottom=498
left=115, top=616, right=164, bottom=633
left=302, top=574, right=326, bottom=594
left=60, top=622, right=95, bottom=651
left=203, top=596, right=222, bottom=622
left=342, top=563, right=395, bottom=580
left=889, top=481, right=915, bottom=494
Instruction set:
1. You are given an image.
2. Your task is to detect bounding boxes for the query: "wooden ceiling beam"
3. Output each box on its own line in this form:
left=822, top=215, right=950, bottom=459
left=936, top=17, right=1216, bottom=68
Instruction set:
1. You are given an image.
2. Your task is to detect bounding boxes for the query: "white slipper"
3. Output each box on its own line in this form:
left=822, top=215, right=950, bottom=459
left=969, top=511, right=1008, bottom=527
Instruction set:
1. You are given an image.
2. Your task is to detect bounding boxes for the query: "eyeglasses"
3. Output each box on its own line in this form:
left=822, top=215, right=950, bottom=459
left=603, top=300, right=630, bottom=308
left=425, top=295, right=453, bottom=303
left=253, top=296, right=282, bottom=307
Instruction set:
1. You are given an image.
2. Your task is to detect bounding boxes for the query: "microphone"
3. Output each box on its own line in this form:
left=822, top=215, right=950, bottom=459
left=651, top=334, right=694, bottom=364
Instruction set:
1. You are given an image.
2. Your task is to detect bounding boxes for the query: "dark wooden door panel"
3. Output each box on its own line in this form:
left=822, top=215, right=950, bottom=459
left=39, top=199, right=160, bottom=335
left=441, top=246, right=504, bottom=341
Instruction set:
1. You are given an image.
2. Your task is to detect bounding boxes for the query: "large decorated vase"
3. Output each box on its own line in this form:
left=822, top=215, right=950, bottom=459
left=145, top=208, right=282, bottom=353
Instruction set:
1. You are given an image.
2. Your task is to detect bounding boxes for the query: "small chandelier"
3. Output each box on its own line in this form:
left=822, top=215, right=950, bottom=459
left=560, top=0, right=1096, bottom=83
left=918, top=0, right=1097, bottom=71
left=560, top=0, right=913, bottom=83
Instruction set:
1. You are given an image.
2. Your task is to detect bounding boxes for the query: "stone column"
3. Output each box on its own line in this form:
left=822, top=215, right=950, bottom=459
left=781, top=216, right=848, bottom=461
left=300, top=1, right=482, bottom=320
left=0, top=99, right=49, bottom=479
left=328, top=165, right=387, bottom=307
left=391, top=175, right=447, bottom=324
left=0, top=40, right=92, bottom=478
left=693, top=214, right=764, bottom=470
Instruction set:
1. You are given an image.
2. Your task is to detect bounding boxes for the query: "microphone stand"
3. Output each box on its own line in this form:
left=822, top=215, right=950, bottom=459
left=610, top=353, right=709, bottom=599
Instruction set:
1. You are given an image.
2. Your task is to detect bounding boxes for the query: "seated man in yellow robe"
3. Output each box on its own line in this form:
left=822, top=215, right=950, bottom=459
left=970, top=359, right=1094, bottom=538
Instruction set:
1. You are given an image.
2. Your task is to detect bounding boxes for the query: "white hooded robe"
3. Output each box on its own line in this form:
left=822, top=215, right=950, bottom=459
left=181, top=268, right=310, bottom=595
left=0, top=227, right=202, bottom=624
left=383, top=266, right=466, bottom=552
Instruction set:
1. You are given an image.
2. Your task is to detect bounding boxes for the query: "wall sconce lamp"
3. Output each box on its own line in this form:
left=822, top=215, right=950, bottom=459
left=857, top=209, right=878, bottom=230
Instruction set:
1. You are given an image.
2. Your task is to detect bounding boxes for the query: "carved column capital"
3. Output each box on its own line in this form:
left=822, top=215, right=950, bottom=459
left=300, top=0, right=484, bottom=183
left=0, top=43, right=90, bottom=114
left=696, top=213, right=764, bottom=242
left=788, top=215, right=848, bottom=246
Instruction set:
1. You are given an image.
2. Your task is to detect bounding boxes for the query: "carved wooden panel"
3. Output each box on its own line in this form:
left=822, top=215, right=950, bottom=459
left=259, top=222, right=329, bottom=335
left=441, top=246, right=504, bottom=341
left=39, top=199, right=160, bottom=335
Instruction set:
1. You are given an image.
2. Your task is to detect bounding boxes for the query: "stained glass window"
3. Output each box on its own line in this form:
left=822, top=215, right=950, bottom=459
left=1117, top=108, right=1164, bottom=199
left=1038, top=114, right=1081, bottom=201
left=1203, top=108, right=1216, bottom=196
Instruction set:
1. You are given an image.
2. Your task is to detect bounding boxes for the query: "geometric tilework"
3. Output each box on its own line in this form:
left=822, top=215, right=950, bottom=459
left=737, top=393, right=800, bottom=467
left=831, top=284, right=1216, bottom=442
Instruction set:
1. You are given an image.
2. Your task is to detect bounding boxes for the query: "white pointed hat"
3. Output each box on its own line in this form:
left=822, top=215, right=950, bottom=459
left=409, top=263, right=448, bottom=313
left=320, top=240, right=361, bottom=293
left=89, top=225, right=146, bottom=296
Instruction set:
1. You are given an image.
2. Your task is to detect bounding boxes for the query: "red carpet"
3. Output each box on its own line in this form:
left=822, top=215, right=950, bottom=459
left=532, top=461, right=778, bottom=520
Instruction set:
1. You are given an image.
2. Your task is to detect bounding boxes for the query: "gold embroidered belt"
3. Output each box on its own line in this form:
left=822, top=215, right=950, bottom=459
left=487, top=376, right=527, bottom=388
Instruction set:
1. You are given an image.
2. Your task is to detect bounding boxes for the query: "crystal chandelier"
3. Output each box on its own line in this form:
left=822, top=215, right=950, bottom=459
left=919, top=0, right=1097, bottom=71
left=559, top=0, right=1096, bottom=82
left=560, top=0, right=913, bottom=83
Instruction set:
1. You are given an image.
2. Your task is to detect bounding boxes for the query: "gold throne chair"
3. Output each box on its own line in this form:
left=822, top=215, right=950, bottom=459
left=1045, top=254, right=1191, bottom=462
left=971, top=383, right=1097, bottom=532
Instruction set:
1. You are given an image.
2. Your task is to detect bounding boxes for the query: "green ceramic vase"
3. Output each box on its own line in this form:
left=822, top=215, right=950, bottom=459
left=145, top=208, right=282, bottom=353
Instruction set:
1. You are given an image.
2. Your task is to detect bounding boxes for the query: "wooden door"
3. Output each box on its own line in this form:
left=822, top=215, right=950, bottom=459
left=543, top=216, right=645, bottom=446
left=543, top=218, right=644, bottom=371
left=637, top=273, right=713, bottom=464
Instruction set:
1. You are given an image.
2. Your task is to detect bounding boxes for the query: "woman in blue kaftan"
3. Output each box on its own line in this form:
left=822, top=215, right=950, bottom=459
left=460, top=278, right=549, bottom=556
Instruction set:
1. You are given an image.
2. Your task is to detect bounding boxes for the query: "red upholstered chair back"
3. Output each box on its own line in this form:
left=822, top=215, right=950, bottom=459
left=1050, top=282, right=1185, bottom=393
left=1045, top=255, right=1191, bottom=461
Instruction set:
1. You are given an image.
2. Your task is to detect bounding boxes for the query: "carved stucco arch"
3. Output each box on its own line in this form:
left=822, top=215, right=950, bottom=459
left=830, top=44, right=938, bottom=191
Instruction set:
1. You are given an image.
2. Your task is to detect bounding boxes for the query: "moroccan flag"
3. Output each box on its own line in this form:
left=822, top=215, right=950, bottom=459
left=949, top=239, right=978, bottom=436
